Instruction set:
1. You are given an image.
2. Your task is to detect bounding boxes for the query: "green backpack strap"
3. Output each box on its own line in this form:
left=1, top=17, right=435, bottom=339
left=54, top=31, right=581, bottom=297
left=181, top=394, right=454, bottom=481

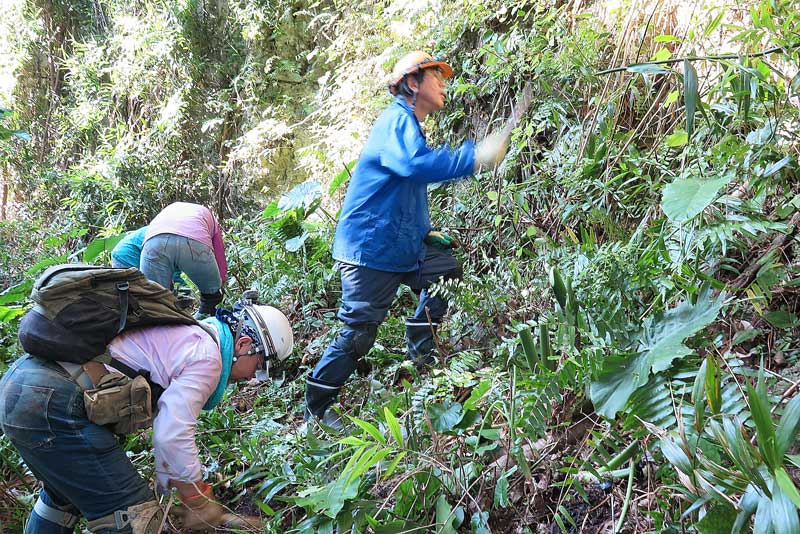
left=115, top=280, right=130, bottom=333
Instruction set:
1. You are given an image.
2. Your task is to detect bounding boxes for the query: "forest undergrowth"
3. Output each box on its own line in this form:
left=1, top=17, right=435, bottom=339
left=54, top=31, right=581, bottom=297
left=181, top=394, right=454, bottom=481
left=1, top=0, right=800, bottom=532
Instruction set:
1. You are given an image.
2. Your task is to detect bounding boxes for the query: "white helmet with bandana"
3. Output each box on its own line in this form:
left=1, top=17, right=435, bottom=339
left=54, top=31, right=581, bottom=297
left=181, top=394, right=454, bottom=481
left=238, top=305, right=293, bottom=362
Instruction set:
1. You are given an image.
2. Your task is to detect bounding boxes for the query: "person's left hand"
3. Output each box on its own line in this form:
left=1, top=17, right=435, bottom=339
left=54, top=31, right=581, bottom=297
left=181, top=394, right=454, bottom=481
left=424, top=230, right=460, bottom=249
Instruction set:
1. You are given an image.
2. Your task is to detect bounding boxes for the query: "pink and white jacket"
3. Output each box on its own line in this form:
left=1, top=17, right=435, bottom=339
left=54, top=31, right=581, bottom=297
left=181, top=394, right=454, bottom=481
left=107, top=324, right=221, bottom=490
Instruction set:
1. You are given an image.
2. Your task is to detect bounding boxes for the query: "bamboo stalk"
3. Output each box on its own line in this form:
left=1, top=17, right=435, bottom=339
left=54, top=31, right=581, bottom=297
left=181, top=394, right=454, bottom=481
left=596, top=45, right=797, bottom=76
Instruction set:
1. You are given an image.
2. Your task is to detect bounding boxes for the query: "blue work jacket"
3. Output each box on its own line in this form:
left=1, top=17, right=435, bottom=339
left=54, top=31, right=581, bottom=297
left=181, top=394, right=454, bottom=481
left=332, top=96, right=476, bottom=272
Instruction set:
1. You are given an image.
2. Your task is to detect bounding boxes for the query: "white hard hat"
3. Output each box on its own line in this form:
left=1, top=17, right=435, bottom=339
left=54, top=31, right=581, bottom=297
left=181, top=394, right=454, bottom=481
left=241, top=305, right=294, bottom=361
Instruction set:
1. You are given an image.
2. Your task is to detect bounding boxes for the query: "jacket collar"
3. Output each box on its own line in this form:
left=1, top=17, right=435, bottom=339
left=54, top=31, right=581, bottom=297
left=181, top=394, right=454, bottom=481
left=393, top=96, right=424, bottom=137
left=394, top=94, right=414, bottom=113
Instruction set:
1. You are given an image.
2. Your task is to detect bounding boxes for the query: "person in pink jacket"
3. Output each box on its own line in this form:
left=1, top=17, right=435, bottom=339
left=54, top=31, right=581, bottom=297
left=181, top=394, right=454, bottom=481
left=140, top=202, right=228, bottom=318
left=0, top=302, right=294, bottom=533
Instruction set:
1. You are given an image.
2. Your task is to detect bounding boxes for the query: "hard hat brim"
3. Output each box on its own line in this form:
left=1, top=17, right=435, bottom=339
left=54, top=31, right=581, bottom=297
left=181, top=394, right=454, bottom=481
left=424, top=61, right=454, bottom=79
left=389, top=58, right=455, bottom=93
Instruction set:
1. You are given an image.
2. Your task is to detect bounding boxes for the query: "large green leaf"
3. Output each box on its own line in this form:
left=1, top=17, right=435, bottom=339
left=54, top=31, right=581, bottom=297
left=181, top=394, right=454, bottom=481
left=329, top=159, right=356, bottom=195
left=26, top=255, right=68, bottom=275
left=747, top=380, right=779, bottom=470
left=261, top=199, right=280, bottom=219
left=696, top=503, right=736, bottom=534
left=746, top=119, right=776, bottom=146
left=733, top=485, right=760, bottom=533
left=284, top=232, right=309, bottom=252
left=428, top=401, right=464, bottom=432
left=0, top=280, right=33, bottom=305
left=323, top=476, right=360, bottom=518
left=662, top=174, right=733, bottom=222
left=470, top=512, right=490, bottom=534
left=384, top=407, right=404, bottom=448
left=767, top=477, right=800, bottom=533
left=0, top=306, right=25, bottom=323
left=435, top=495, right=458, bottom=534
left=590, top=353, right=649, bottom=418
left=591, top=292, right=724, bottom=418
left=640, top=292, right=724, bottom=374
left=494, top=474, right=510, bottom=508
left=775, top=468, right=800, bottom=509
left=665, top=131, right=689, bottom=147
left=462, top=381, right=491, bottom=412
left=626, top=63, right=671, bottom=75
left=776, top=394, right=800, bottom=457
left=83, top=235, right=125, bottom=263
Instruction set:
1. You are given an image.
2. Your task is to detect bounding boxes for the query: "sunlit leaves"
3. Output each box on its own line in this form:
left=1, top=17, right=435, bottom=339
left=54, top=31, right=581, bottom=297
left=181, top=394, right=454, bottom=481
left=384, top=407, right=404, bottom=448
left=652, top=48, right=672, bottom=62
left=665, top=130, right=688, bottom=147
left=0, top=306, right=25, bottom=323
left=761, top=156, right=792, bottom=178
left=746, top=119, right=777, bottom=145
left=663, top=90, right=681, bottom=107
left=278, top=180, right=322, bottom=212
left=329, top=160, right=356, bottom=196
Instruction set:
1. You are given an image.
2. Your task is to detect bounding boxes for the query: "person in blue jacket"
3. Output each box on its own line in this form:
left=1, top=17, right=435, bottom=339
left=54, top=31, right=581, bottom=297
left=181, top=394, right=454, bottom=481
left=111, top=226, right=185, bottom=288
left=305, top=51, right=509, bottom=426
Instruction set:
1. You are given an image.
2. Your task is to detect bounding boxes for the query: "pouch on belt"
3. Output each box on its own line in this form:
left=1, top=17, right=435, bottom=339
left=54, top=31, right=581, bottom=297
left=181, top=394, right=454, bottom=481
left=84, top=373, right=153, bottom=434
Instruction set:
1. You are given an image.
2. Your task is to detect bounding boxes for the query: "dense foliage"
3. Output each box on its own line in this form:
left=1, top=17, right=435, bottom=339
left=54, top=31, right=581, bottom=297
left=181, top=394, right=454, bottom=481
left=1, top=0, right=800, bottom=532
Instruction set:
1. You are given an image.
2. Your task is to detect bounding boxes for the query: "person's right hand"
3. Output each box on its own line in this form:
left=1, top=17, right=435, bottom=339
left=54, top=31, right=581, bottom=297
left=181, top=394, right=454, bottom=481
left=179, top=498, right=263, bottom=531
left=474, top=131, right=509, bottom=172
left=173, top=480, right=263, bottom=531
left=178, top=496, right=225, bottom=531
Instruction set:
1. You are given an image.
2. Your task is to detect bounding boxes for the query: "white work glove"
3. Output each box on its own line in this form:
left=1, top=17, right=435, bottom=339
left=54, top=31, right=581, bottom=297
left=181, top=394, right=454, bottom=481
left=473, top=131, right=510, bottom=173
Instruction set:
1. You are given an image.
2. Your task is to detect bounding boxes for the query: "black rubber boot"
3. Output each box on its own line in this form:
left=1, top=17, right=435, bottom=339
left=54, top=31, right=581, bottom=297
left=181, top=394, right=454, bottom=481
left=405, top=319, right=439, bottom=366
left=305, top=374, right=342, bottom=420
left=197, top=289, right=224, bottom=317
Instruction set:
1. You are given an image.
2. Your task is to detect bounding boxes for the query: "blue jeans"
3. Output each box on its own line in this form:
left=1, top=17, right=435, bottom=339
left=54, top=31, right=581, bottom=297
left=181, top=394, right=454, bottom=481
left=140, top=233, right=221, bottom=294
left=0, top=356, right=154, bottom=533
left=306, top=246, right=461, bottom=417
left=111, top=256, right=185, bottom=289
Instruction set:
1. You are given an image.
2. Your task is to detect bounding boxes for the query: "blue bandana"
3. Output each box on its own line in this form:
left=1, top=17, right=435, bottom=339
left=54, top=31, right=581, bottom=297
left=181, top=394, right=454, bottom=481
left=216, top=308, right=265, bottom=354
left=200, top=313, right=234, bottom=411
